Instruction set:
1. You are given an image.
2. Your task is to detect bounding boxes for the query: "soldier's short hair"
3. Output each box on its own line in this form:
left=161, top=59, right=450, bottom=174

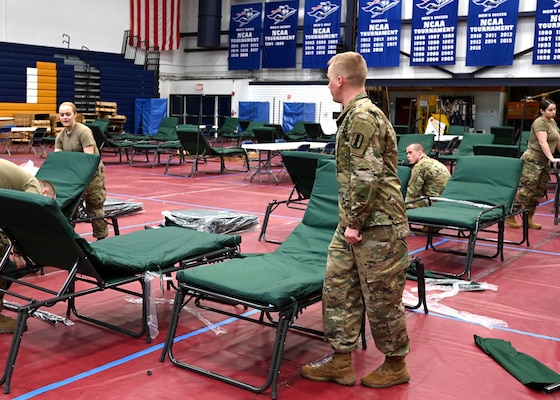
left=328, top=51, right=367, bottom=88
left=408, top=143, right=425, bottom=153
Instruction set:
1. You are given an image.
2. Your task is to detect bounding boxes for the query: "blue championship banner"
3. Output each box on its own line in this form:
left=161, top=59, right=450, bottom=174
left=229, top=4, right=263, bottom=70
left=262, top=0, right=300, bottom=69
left=466, top=0, right=520, bottom=66
left=410, top=0, right=459, bottom=66
left=357, top=0, right=403, bottom=67
left=302, top=0, right=342, bottom=69
left=533, top=0, right=560, bottom=64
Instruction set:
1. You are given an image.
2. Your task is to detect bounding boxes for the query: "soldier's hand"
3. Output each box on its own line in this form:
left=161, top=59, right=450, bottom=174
left=344, top=226, right=362, bottom=245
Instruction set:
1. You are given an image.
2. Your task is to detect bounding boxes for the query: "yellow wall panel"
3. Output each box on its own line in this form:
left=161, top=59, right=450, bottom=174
left=36, top=95, right=57, bottom=104
left=0, top=103, right=56, bottom=114
left=37, top=82, right=58, bottom=92
left=36, top=61, right=57, bottom=71
left=38, top=75, right=56, bottom=84
left=37, top=69, right=57, bottom=78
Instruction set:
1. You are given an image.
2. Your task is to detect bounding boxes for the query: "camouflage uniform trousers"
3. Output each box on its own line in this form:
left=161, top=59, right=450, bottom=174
left=84, top=164, right=108, bottom=239
left=322, top=223, right=410, bottom=357
left=512, top=154, right=550, bottom=214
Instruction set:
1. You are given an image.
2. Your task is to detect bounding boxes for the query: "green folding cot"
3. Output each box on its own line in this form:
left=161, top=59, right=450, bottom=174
left=397, top=165, right=412, bottom=199
left=160, top=159, right=427, bottom=399
left=35, top=152, right=125, bottom=235
left=0, top=189, right=241, bottom=394
left=553, top=162, right=560, bottom=225
left=406, top=155, right=524, bottom=279
left=164, top=128, right=249, bottom=177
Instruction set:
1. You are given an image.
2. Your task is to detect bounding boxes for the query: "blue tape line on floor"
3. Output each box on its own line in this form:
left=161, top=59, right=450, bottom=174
left=13, top=310, right=259, bottom=399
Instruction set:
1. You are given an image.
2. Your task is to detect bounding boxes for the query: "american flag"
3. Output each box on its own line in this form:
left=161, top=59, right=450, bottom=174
left=130, top=0, right=180, bottom=51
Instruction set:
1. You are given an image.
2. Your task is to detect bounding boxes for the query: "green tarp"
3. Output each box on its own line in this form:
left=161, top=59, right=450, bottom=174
left=475, top=335, right=560, bottom=391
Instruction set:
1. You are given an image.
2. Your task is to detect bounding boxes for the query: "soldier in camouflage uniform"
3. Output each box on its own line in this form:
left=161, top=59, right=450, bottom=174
left=300, top=52, right=411, bottom=389
left=506, top=99, right=560, bottom=229
left=56, top=102, right=108, bottom=239
left=405, top=143, right=450, bottom=208
left=0, top=159, right=56, bottom=333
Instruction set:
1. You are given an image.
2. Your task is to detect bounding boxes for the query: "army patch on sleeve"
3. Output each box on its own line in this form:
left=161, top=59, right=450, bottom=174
left=351, top=133, right=364, bottom=149
left=349, top=119, right=373, bottom=155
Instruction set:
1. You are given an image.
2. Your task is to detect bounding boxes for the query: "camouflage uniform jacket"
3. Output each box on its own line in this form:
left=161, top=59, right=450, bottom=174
left=405, top=155, right=450, bottom=208
left=335, top=92, right=408, bottom=230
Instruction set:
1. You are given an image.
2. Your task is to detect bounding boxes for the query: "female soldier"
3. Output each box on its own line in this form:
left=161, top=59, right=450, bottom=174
left=506, top=99, right=560, bottom=229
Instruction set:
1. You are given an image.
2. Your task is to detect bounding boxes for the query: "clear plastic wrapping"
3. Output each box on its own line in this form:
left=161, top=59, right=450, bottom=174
left=125, top=274, right=227, bottom=337
left=422, top=278, right=499, bottom=292
left=405, top=279, right=507, bottom=329
left=162, top=209, right=259, bottom=234
left=144, top=272, right=159, bottom=339
left=103, top=198, right=144, bottom=216
left=3, top=300, right=74, bottom=326
left=20, top=160, right=39, bottom=176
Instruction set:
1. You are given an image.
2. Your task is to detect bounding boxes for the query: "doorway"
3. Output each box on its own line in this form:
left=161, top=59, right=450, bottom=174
left=169, top=94, right=232, bottom=127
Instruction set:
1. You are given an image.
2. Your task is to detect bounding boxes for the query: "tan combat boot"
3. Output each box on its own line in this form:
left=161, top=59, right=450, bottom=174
left=360, top=356, right=410, bottom=388
left=0, top=314, right=17, bottom=334
left=527, top=213, right=542, bottom=230
left=300, top=352, right=356, bottom=386
left=505, top=216, right=521, bottom=229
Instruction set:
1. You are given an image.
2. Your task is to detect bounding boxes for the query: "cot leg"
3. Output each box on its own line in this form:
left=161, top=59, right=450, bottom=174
left=269, top=316, right=291, bottom=400
left=160, top=289, right=186, bottom=362
left=259, top=202, right=277, bottom=242
left=140, top=279, right=151, bottom=344
left=110, top=216, right=120, bottom=236
left=0, top=312, right=29, bottom=394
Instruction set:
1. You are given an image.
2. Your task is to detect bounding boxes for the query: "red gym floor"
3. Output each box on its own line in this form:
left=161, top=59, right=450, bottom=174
left=0, top=149, right=559, bottom=400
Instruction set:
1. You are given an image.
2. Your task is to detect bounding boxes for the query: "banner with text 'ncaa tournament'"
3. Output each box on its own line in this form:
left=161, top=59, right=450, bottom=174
left=262, top=1, right=300, bottom=68
left=410, top=0, right=459, bottom=66
left=533, top=0, right=560, bottom=64
left=229, top=3, right=263, bottom=70
left=357, top=0, right=403, bottom=67
left=466, top=0, right=520, bottom=66
left=302, top=0, right=342, bottom=69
